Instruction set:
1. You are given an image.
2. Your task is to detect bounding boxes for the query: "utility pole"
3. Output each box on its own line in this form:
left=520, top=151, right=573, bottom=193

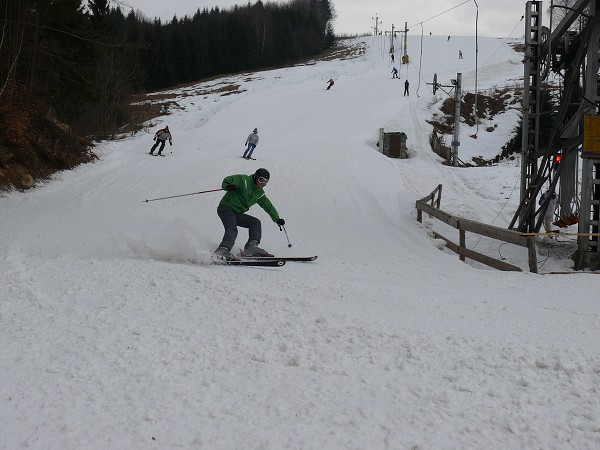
left=428, top=73, right=462, bottom=166
left=402, top=22, right=410, bottom=64
left=427, top=73, right=462, bottom=166
left=384, top=24, right=396, bottom=53
left=451, top=74, right=462, bottom=167
left=372, top=14, right=380, bottom=36
left=384, top=24, right=402, bottom=55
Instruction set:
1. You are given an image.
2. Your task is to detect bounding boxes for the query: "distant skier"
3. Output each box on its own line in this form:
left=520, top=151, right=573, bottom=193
left=213, top=168, right=285, bottom=261
left=390, top=53, right=395, bottom=63
left=391, top=67, right=399, bottom=79
left=243, top=128, right=259, bottom=159
left=149, top=125, right=172, bottom=156
left=459, top=50, right=463, bottom=59
left=404, top=79, right=409, bottom=96
left=326, top=78, right=335, bottom=90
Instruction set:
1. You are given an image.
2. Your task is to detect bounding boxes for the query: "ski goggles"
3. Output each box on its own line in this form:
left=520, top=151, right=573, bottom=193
left=257, top=177, right=269, bottom=184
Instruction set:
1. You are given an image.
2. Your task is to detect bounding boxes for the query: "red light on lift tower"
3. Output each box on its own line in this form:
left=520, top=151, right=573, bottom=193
left=553, top=154, right=562, bottom=163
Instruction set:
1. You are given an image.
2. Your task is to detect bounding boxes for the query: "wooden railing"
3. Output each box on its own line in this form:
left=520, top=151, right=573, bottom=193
left=416, top=184, right=538, bottom=273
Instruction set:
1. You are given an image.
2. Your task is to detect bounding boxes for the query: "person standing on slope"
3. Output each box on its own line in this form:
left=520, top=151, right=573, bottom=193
left=326, top=78, right=335, bottom=90
left=404, top=79, right=410, bottom=96
left=539, top=189, right=558, bottom=233
left=213, top=168, right=285, bottom=261
left=243, top=128, right=259, bottom=159
left=149, top=125, right=172, bottom=156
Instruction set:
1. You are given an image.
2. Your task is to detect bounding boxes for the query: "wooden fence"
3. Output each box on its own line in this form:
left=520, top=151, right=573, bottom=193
left=416, top=184, right=538, bottom=273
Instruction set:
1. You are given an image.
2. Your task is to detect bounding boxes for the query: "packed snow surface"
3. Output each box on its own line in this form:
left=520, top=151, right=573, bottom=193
left=1, top=35, right=599, bottom=449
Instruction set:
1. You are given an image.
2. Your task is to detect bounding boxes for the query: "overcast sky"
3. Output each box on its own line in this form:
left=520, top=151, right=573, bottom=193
left=114, top=0, right=545, bottom=38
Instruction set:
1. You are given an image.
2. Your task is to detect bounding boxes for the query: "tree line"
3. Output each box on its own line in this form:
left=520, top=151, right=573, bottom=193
left=0, top=0, right=336, bottom=136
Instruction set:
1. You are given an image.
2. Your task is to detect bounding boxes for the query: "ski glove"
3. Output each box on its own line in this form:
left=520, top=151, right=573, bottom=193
left=276, top=218, right=285, bottom=226
left=225, top=184, right=236, bottom=191
left=153, top=136, right=157, bottom=141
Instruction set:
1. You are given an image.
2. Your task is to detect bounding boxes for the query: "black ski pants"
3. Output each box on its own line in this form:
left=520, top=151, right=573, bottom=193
left=150, top=139, right=166, bottom=154
left=217, top=204, right=261, bottom=250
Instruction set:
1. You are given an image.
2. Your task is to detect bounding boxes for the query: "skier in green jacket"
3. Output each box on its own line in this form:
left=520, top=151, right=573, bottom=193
left=213, top=168, right=285, bottom=261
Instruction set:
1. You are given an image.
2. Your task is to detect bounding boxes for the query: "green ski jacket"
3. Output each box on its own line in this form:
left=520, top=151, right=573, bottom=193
left=220, top=174, right=280, bottom=222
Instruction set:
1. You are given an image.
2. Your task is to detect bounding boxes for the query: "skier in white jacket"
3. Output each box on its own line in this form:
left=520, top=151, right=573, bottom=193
left=243, top=128, right=259, bottom=159
left=539, top=189, right=558, bottom=232
left=149, top=125, right=172, bottom=156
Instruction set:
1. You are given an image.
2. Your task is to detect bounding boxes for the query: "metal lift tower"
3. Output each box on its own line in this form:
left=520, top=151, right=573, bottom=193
left=510, top=0, right=600, bottom=270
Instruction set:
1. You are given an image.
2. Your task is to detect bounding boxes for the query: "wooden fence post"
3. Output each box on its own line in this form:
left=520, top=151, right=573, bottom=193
left=527, top=237, right=538, bottom=273
left=459, top=229, right=466, bottom=262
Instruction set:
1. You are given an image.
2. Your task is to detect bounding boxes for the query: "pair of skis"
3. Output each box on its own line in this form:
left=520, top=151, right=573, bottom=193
left=219, top=255, right=317, bottom=267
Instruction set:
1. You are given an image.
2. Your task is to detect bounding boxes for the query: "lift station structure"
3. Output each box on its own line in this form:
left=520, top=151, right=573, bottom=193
left=510, top=0, right=600, bottom=270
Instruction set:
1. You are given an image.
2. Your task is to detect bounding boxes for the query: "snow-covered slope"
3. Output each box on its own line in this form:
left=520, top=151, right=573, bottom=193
left=1, top=35, right=599, bottom=449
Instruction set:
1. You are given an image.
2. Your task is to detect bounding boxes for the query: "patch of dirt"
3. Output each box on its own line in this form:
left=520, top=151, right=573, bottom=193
left=427, top=87, right=522, bottom=139
left=307, top=42, right=366, bottom=62
left=510, top=43, right=526, bottom=53
left=121, top=40, right=361, bottom=134
left=0, top=89, right=96, bottom=192
left=123, top=82, right=248, bottom=135
left=426, top=43, right=525, bottom=164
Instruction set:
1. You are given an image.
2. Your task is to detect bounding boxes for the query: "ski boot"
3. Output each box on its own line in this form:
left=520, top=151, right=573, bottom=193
left=241, top=240, right=273, bottom=257
left=212, top=245, right=238, bottom=263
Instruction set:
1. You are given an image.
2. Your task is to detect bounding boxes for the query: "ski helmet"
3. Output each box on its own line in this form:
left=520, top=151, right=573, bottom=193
left=253, top=168, right=270, bottom=183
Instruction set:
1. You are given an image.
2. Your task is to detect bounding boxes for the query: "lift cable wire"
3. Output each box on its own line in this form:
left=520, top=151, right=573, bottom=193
left=409, top=0, right=471, bottom=29
left=482, top=15, right=525, bottom=66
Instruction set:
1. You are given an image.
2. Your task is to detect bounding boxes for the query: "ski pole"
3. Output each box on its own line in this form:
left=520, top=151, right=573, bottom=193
left=279, top=224, right=292, bottom=247
left=143, top=188, right=223, bottom=203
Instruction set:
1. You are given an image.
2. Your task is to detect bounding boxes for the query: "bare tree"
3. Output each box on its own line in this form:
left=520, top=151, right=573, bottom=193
left=549, top=0, right=585, bottom=30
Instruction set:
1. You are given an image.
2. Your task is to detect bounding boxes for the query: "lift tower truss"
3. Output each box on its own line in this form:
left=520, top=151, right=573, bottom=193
left=509, top=0, right=600, bottom=270
left=514, top=1, right=543, bottom=233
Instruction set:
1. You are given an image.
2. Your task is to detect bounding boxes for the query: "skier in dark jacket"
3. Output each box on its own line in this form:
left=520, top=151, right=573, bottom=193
left=149, top=126, right=172, bottom=156
left=213, top=168, right=285, bottom=261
